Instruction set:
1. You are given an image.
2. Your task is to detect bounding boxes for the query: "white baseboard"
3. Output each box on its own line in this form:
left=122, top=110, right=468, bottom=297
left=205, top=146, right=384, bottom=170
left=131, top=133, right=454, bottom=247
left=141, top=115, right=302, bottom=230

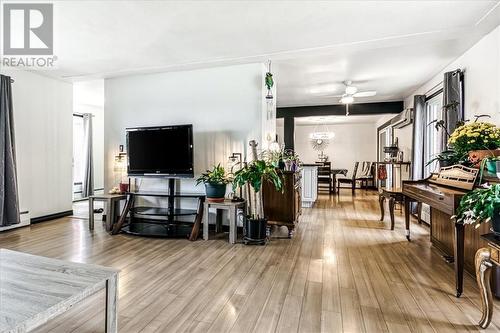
left=0, top=211, right=30, bottom=232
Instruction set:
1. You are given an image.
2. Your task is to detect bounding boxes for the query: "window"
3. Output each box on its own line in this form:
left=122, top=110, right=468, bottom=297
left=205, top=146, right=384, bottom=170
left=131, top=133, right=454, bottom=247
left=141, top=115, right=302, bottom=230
left=73, top=115, right=84, bottom=198
left=423, top=93, right=443, bottom=177
left=377, top=125, right=393, bottom=187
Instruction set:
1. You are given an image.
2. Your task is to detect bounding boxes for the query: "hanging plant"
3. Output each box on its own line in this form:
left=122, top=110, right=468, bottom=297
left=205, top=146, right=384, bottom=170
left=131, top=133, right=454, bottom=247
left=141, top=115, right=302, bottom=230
left=265, top=72, right=274, bottom=90
left=265, top=60, right=274, bottom=100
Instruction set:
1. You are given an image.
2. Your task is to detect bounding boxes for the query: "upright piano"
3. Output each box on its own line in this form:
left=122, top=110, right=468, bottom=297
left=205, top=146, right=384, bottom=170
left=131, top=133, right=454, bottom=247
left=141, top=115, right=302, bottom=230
left=402, top=165, right=479, bottom=298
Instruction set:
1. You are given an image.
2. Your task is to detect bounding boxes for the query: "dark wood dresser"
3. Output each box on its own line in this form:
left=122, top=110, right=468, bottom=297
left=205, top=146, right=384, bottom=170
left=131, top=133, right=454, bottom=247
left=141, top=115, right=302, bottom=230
left=262, top=170, right=301, bottom=237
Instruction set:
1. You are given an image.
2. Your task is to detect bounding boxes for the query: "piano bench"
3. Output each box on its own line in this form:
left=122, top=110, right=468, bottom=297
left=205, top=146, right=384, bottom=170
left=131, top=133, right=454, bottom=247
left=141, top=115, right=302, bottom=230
left=379, top=188, right=421, bottom=230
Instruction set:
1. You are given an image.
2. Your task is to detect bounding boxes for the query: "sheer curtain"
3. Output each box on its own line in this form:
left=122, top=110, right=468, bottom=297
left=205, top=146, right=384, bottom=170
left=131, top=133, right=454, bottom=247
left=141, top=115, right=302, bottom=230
left=0, top=75, right=20, bottom=226
left=82, top=113, right=94, bottom=197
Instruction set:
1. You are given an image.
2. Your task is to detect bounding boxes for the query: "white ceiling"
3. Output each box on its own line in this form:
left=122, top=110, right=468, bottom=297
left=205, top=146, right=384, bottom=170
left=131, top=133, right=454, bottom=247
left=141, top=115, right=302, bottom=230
left=28, top=1, right=500, bottom=107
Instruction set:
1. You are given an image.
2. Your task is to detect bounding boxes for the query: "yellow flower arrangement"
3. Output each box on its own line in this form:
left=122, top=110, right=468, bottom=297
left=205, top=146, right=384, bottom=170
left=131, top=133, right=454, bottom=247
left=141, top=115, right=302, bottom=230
left=448, top=121, right=500, bottom=154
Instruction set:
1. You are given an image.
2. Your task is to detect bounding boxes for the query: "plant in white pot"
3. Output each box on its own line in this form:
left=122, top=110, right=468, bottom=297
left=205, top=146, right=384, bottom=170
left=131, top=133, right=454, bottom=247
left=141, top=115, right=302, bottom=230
left=454, top=184, right=500, bottom=234
left=232, top=159, right=282, bottom=244
left=196, top=164, right=231, bottom=203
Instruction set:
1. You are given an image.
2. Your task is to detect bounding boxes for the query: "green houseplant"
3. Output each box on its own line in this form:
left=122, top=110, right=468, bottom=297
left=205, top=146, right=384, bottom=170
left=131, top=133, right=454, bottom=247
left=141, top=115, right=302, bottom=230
left=232, top=159, right=282, bottom=244
left=196, top=164, right=231, bottom=203
left=262, top=148, right=301, bottom=171
left=426, top=149, right=469, bottom=169
left=454, top=184, right=500, bottom=234
left=426, top=118, right=467, bottom=169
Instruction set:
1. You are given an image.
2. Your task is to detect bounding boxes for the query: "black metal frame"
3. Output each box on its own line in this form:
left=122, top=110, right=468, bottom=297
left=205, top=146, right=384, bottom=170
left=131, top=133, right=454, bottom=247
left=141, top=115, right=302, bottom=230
left=280, top=101, right=404, bottom=152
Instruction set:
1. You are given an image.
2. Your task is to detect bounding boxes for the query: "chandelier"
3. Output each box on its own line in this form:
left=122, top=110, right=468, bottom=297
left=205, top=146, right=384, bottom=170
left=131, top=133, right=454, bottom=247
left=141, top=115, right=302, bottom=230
left=309, top=123, right=335, bottom=140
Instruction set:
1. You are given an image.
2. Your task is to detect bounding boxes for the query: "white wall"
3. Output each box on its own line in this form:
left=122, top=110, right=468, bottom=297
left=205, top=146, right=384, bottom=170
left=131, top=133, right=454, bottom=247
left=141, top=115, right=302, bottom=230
left=403, top=25, right=500, bottom=222
left=73, top=80, right=105, bottom=193
left=1, top=70, right=73, bottom=218
left=104, top=63, right=266, bottom=194
left=405, top=25, right=500, bottom=124
left=294, top=123, right=377, bottom=170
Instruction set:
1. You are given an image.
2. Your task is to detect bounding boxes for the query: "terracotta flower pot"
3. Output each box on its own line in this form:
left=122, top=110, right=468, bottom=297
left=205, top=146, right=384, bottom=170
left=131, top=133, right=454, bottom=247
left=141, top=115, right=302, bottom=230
left=468, top=149, right=500, bottom=167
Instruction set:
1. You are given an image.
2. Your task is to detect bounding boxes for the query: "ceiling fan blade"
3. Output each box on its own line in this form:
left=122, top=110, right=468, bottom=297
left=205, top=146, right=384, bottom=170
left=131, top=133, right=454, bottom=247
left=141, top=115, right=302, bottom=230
left=353, top=91, right=377, bottom=97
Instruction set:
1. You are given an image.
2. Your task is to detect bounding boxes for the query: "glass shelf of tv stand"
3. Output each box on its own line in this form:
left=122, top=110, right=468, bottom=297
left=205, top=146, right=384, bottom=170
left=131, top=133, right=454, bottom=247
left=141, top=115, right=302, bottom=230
left=131, top=207, right=198, bottom=216
left=122, top=219, right=195, bottom=238
left=127, top=191, right=205, bottom=199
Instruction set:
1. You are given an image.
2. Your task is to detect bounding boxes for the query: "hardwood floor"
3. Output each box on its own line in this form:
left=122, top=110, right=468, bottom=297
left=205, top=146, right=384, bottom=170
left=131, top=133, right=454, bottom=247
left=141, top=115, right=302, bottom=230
left=2, top=191, right=500, bottom=332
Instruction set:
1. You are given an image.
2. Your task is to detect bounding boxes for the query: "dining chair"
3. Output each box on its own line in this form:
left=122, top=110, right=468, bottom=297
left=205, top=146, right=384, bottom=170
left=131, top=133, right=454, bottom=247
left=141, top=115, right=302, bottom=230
left=337, top=162, right=359, bottom=195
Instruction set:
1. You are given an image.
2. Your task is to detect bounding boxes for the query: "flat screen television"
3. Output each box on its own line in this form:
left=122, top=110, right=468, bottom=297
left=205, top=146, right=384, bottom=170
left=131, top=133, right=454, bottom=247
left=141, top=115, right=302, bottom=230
left=126, top=125, right=194, bottom=178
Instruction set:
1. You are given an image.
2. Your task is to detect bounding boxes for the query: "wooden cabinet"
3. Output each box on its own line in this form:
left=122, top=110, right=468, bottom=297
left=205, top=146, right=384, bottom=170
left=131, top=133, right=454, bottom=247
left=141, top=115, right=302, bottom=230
left=262, top=171, right=301, bottom=237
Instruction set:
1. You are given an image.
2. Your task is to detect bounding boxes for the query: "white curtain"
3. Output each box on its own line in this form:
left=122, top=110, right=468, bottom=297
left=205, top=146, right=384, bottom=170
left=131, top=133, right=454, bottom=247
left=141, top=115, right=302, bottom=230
left=82, top=113, right=94, bottom=197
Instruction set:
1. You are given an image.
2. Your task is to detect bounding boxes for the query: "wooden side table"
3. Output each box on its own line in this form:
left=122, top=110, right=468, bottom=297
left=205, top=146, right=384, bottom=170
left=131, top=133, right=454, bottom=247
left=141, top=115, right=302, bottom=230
left=89, top=194, right=127, bottom=232
left=475, top=233, right=500, bottom=328
left=203, top=200, right=246, bottom=244
left=379, top=187, right=421, bottom=230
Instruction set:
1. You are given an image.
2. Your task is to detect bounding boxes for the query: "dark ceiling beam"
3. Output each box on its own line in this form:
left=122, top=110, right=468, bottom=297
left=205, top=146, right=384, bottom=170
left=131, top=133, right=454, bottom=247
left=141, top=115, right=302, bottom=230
left=277, top=101, right=404, bottom=118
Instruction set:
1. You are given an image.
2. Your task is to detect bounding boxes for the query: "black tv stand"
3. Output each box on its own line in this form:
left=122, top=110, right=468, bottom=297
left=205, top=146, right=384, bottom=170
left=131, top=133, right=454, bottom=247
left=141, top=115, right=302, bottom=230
left=111, top=179, right=205, bottom=240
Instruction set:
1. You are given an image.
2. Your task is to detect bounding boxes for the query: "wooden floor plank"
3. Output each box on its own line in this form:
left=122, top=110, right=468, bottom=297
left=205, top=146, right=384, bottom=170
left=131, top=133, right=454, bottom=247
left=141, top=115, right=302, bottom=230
left=7, top=192, right=500, bottom=333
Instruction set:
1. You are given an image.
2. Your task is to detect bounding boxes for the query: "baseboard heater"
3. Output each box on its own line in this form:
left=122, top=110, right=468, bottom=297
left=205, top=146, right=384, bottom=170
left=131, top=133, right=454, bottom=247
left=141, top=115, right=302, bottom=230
left=31, top=210, right=73, bottom=224
left=0, top=210, right=30, bottom=232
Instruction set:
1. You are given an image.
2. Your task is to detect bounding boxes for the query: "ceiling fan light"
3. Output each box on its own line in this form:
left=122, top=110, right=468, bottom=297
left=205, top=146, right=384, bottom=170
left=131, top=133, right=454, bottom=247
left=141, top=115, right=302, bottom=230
left=345, top=86, right=357, bottom=95
left=340, top=95, right=354, bottom=104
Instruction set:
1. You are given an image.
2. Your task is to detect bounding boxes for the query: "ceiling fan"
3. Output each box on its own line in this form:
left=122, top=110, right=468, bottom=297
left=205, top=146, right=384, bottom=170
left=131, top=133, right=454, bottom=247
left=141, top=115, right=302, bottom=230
left=334, top=81, right=377, bottom=104
left=331, top=81, right=377, bottom=116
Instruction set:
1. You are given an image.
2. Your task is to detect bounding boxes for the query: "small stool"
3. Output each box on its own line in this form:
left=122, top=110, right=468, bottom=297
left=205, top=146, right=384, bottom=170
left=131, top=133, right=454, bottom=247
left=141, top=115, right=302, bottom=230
left=379, top=187, right=414, bottom=230
left=203, top=200, right=246, bottom=244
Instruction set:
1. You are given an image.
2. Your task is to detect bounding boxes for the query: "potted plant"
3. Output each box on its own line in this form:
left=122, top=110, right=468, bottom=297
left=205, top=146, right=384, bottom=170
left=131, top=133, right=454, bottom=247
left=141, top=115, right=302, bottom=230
left=484, top=156, right=500, bottom=174
left=454, top=184, right=500, bottom=235
left=448, top=121, right=500, bottom=167
left=232, top=159, right=282, bottom=244
left=283, top=149, right=301, bottom=172
left=196, top=164, right=231, bottom=203
left=262, top=149, right=285, bottom=169
left=477, top=156, right=500, bottom=183
left=426, top=149, right=469, bottom=169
